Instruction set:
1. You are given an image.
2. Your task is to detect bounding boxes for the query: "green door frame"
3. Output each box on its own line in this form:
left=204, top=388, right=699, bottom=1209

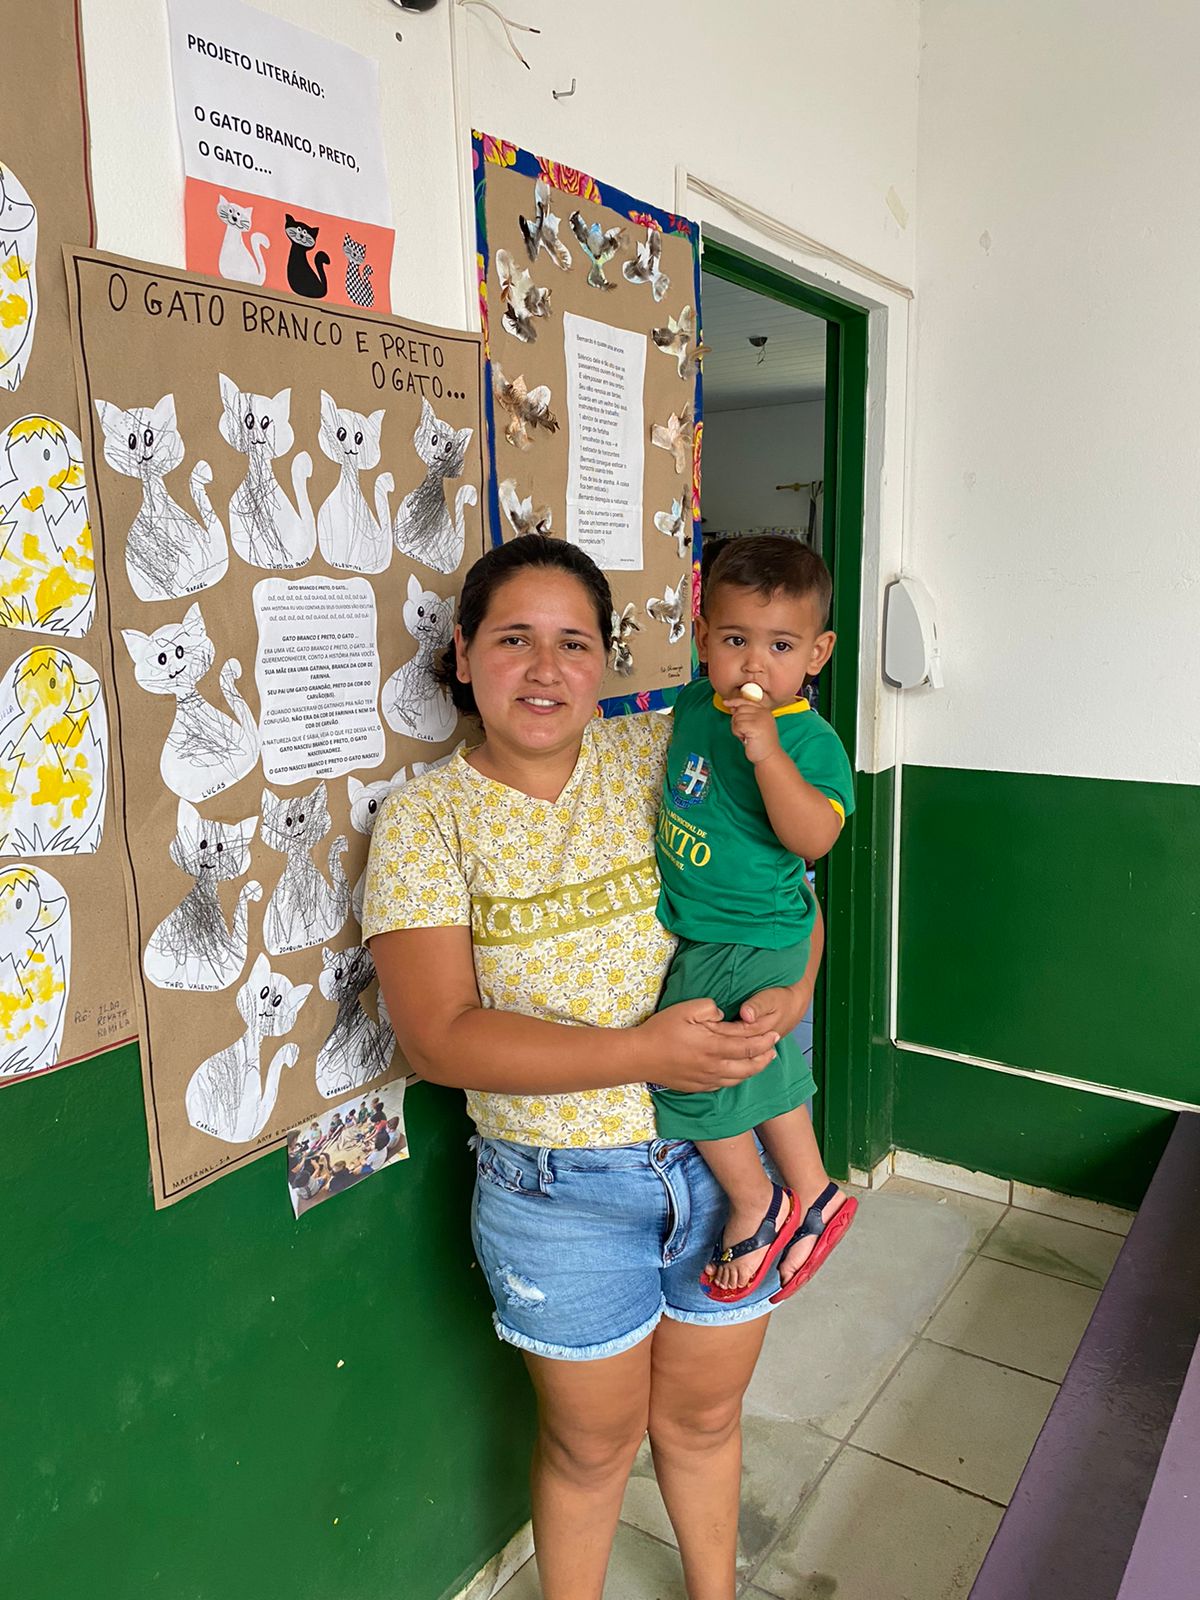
left=701, top=240, right=884, bottom=1182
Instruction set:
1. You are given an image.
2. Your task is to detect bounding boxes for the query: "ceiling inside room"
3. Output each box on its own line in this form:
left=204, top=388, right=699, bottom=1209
left=700, top=272, right=827, bottom=413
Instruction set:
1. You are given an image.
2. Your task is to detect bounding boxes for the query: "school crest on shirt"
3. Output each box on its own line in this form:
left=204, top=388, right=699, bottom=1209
left=670, top=753, right=710, bottom=809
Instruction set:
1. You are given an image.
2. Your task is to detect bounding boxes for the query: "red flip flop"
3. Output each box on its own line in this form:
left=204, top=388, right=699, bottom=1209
left=768, top=1184, right=857, bottom=1304
left=701, top=1182, right=801, bottom=1304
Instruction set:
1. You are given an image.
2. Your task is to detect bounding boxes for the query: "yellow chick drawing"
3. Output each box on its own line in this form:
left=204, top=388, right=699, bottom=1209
left=0, top=416, right=95, bottom=636
left=0, top=865, right=69, bottom=1080
left=0, top=647, right=108, bottom=855
left=0, top=159, right=38, bottom=393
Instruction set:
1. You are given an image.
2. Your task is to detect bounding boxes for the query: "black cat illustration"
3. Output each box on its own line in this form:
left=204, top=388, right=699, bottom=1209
left=284, top=214, right=329, bottom=299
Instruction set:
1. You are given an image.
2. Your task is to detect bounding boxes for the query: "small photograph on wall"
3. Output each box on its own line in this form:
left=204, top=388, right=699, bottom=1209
left=286, top=1076, right=408, bottom=1217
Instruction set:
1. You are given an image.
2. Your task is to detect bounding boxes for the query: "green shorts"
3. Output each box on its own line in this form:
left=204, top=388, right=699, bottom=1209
left=651, top=937, right=816, bottom=1141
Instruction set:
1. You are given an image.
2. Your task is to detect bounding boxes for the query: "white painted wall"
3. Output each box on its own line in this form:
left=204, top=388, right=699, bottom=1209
left=79, top=0, right=919, bottom=772
left=702, top=401, right=824, bottom=534
left=906, top=0, right=1200, bottom=785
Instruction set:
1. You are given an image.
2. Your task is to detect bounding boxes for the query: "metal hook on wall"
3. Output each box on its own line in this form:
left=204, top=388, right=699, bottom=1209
left=552, top=77, right=577, bottom=100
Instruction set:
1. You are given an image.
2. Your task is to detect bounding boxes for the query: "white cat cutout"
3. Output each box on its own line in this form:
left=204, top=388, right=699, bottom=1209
left=216, top=196, right=269, bottom=287
left=316, top=391, right=393, bottom=573
left=219, top=374, right=316, bottom=570
left=381, top=576, right=458, bottom=744
left=143, top=799, right=262, bottom=992
left=184, top=954, right=311, bottom=1144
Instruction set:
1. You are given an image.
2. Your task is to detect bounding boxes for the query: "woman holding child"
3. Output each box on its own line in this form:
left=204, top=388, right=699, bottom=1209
left=366, top=535, right=854, bottom=1600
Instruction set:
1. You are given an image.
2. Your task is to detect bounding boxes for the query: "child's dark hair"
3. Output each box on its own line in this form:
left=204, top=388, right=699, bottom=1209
left=704, top=535, right=833, bottom=627
left=436, top=535, right=614, bottom=717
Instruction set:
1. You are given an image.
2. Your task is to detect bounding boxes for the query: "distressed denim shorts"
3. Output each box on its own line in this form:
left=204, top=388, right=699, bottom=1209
left=470, top=1135, right=776, bottom=1361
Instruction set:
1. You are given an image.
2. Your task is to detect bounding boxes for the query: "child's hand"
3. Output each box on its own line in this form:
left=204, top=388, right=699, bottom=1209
left=729, top=696, right=783, bottom=765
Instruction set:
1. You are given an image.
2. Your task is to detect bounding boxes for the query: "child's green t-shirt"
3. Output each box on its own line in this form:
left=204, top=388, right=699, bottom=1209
left=656, top=676, right=855, bottom=949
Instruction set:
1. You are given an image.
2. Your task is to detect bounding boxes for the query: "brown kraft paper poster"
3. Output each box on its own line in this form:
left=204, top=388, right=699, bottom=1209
left=67, top=249, right=485, bottom=1206
left=0, top=0, right=138, bottom=1086
left=478, top=144, right=702, bottom=705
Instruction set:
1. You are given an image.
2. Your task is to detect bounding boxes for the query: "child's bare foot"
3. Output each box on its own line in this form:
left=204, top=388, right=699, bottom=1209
left=776, top=1183, right=850, bottom=1289
left=706, top=1180, right=793, bottom=1293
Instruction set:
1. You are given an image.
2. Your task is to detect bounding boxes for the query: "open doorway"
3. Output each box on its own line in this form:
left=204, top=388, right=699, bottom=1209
left=699, top=242, right=868, bottom=1172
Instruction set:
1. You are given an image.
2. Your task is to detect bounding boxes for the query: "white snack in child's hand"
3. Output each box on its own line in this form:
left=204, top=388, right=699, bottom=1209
left=739, top=682, right=764, bottom=702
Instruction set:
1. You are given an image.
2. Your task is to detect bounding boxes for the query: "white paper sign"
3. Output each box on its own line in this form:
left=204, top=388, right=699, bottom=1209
left=563, top=312, right=646, bottom=572
left=167, top=0, right=392, bottom=226
left=253, top=577, right=384, bottom=782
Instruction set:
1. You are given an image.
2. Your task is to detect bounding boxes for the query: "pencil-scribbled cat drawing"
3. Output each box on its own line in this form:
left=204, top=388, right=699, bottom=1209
left=218, top=374, right=316, bottom=569
left=184, top=954, right=311, bottom=1143
left=381, top=576, right=458, bottom=744
left=392, top=400, right=478, bottom=575
left=144, top=799, right=261, bottom=992
left=95, top=394, right=228, bottom=601
left=284, top=214, right=329, bottom=299
left=216, top=195, right=269, bottom=286
left=342, top=234, right=374, bottom=308
left=315, top=944, right=396, bottom=1098
left=316, top=391, right=393, bottom=573
left=0, top=161, right=37, bottom=392
left=121, top=603, right=260, bottom=802
left=347, top=769, right=407, bottom=921
left=260, top=781, right=350, bottom=956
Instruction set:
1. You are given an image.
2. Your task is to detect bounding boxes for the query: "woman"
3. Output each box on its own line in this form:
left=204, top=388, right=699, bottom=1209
left=365, top=537, right=821, bottom=1600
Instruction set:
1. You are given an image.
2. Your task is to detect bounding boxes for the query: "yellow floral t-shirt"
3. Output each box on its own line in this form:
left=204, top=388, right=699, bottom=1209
left=361, top=713, right=675, bottom=1147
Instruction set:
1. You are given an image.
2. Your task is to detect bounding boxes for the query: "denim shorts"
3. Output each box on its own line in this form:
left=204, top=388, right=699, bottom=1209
left=470, top=1135, right=777, bottom=1361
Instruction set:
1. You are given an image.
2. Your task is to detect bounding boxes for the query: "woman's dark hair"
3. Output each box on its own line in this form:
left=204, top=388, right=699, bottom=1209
left=436, top=535, right=614, bottom=717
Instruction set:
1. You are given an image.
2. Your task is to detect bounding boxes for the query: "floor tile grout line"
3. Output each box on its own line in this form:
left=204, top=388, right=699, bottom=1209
left=921, top=1330, right=1069, bottom=1386
left=734, top=1432, right=852, bottom=1597
left=842, top=1441, right=1011, bottom=1510
left=977, top=1246, right=1114, bottom=1293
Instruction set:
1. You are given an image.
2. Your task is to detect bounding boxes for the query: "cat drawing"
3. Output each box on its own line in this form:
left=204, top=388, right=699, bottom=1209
left=347, top=769, right=407, bottom=920
left=284, top=214, right=329, bottom=299
left=392, top=399, right=478, bottom=575
left=381, top=576, right=458, bottom=744
left=0, top=160, right=37, bottom=392
left=121, top=603, right=260, bottom=802
left=216, top=195, right=269, bottom=286
left=316, top=391, right=393, bottom=573
left=185, top=954, right=311, bottom=1144
left=95, top=394, right=228, bottom=601
left=218, top=374, right=316, bottom=569
left=315, top=945, right=396, bottom=1099
left=260, top=781, right=350, bottom=956
left=143, top=799, right=262, bottom=992
left=343, top=234, right=374, bottom=308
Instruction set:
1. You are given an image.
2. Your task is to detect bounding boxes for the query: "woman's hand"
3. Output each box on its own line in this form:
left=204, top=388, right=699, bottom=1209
left=635, top=999, right=779, bottom=1094
left=739, top=983, right=810, bottom=1038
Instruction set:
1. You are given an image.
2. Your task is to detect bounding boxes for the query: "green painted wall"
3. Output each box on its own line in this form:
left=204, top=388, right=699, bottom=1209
left=895, top=763, right=1189, bottom=1205
left=0, top=1045, right=535, bottom=1600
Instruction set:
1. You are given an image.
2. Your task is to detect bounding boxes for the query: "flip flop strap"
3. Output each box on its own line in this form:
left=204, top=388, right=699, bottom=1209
left=798, top=1181, right=840, bottom=1243
left=713, top=1182, right=789, bottom=1265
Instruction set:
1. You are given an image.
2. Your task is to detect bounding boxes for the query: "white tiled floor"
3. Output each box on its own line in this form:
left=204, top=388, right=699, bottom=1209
left=493, top=1175, right=1132, bottom=1599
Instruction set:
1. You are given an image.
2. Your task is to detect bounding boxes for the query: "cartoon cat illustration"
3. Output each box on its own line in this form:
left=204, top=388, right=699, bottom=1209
left=315, top=944, right=396, bottom=1099
left=342, top=234, right=374, bottom=308
left=381, top=577, right=458, bottom=744
left=216, top=195, right=270, bottom=286
left=0, top=160, right=37, bottom=392
left=95, top=394, right=228, bottom=602
left=121, top=603, right=260, bottom=802
left=392, top=399, right=478, bottom=575
left=284, top=214, right=329, bottom=299
left=184, top=954, right=311, bottom=1143
left=260, top=781, right=350, bottom=956
left=218, top=374, right=316, bottom=569
left=347, top=769, right=407, bottom=920
left=316, top=391, right=393, bottom=573
left=0, top=415, right=94, bottom=636
left=0, top=647, right=108, bottom=855
left=143, top=799, right=262, bottom=992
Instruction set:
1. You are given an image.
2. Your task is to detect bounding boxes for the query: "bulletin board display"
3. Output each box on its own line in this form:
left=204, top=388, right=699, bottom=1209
left=69, top=248, right=486, bottom=1205
left=473, top=134, right=704, bottom=715
left=0, top=0, right=138, bottom=1089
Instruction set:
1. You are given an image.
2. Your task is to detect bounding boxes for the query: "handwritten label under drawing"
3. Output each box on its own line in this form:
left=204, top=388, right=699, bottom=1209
left=563, top=311, right=646, bottom=572
left=253, top=576, right=383, bottom=782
